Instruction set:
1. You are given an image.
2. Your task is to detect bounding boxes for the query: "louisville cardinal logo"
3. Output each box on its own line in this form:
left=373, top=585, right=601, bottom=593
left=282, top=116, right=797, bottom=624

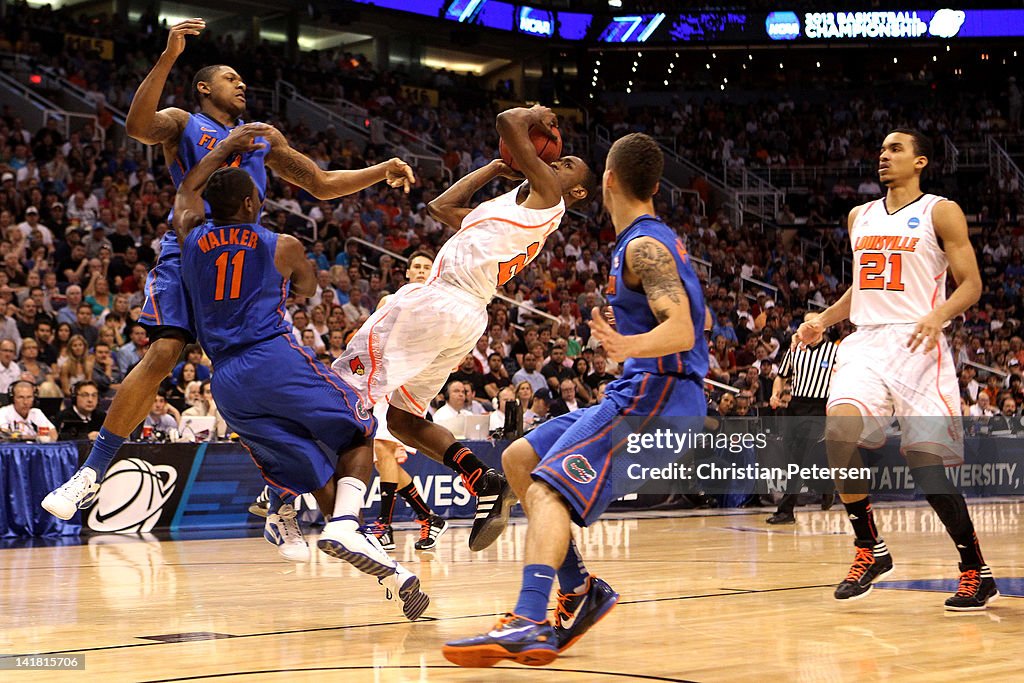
left=349, top=357, right=365, bottom=376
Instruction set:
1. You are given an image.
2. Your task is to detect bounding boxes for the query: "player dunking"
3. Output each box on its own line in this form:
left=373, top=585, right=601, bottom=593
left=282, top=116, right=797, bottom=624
left=333, top=105, right=596, bottom=551
left=364, top=250, right=450, bottom=552
left=43, top=19, right=414, bottom=562
left=171, top=124, right=428, bottom=619
left=444, top=133, right=708, bottom=667
left=797, top=129, right=999, bottom=610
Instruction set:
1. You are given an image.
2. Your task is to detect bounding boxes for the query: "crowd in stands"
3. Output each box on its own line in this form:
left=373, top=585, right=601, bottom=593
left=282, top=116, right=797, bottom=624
left=0, top=3, right=1023, bottom=442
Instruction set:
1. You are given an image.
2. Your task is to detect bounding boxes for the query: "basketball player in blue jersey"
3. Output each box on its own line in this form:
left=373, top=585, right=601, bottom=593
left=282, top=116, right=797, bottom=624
left=43, top=18, right=415, bottom=555
left=169, top=123, right=428, bottom=619
left=444, top=133, right=709, bottom=667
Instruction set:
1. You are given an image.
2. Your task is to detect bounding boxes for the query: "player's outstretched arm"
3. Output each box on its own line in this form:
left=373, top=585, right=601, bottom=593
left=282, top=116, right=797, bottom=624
left=275, top=235, right=317, bottom=297
left=589, top=237, right=694, bottom=362
left=495, top=106, right=561, bottom=210
left=125, top=19, right=203, bottom=145
left=264, top=129, right=414, bottom=200
left=427, top=159, right=518, bottom=229
left=908, top=200, right=981, bottom=353
left=172, top=123, right=272, bottom=241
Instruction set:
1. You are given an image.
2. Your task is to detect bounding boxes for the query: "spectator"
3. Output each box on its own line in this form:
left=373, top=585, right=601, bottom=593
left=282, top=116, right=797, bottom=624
left=117, top=324, right=148, bottom=375
left=70, top=303, right=99, bottom=348
left=55, top=380, right=105, bottom=440
left=143, top=395, right=179, bottom=435
left=0, top=341, right=22, bottom=393
left=523, top=388, right=551, bottom=431
left=91, top=341, right=123, bottom=397
left=550, top=378, right=581, bottom=417
left=180, top=380, right=228, bottom=438
left=433, top=381, right=474, bottom=438
left=489, top=385, right=517, bottom=432
left=56, top=285, right=83, bottom=326
left=571, top=357, right=594, bottom=406
left=449, top=354, right=487, bottom=399
left=0, top=380, right=56, bottom=438
left=171, top=345, right=211, bottom=384
left=512, top=351, right=546, bottom=393
left=17, top=338, right=59, bottom=395
left=482, top=352, right=511, bottom=399
left=59, top=334, right=93, bottom=396
left=541, top=342, right=574, bottom=384
left=164, top=362, right=198, bottom=412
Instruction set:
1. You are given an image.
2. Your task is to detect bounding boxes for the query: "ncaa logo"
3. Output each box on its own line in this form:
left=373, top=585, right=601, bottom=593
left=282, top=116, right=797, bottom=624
left=87, top=458, right=178, bottom=533
left=765, top=11, right=801, bottom=40
left=563, top=454, right=597, bottom=484
left=907, top=217, right=920, bottom=229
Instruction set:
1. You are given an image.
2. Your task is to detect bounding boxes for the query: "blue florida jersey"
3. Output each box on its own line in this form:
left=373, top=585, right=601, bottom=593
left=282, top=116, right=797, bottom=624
left=180, top=221, right=290, bottom=361
left=605, top=215, right=709, bottom=381
left=170, top=112, right=269, bottom=200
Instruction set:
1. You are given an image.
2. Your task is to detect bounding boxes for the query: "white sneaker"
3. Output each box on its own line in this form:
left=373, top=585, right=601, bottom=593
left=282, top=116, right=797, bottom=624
left=41, top=467, right=100, bottom=520
left=264, top=504, right=311, bottom=562
left=381, top=561, right=431, bottom=621
left=317, top=522, right=397, bottom=578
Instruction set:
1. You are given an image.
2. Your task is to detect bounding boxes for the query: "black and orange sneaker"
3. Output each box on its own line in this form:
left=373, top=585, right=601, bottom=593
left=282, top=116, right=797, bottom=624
left=443, top=613, right=558, bottom=668
left=553, top=576, right=619, bottom=652
left=834, top=540, right=893, bottom=601
left=945, top=564, right=999, bottom=611
left=467, top=469, right=517, bottom=551
left=361, top=520, right=395, bottom=551
left=414, top=514, right=449, bottom=551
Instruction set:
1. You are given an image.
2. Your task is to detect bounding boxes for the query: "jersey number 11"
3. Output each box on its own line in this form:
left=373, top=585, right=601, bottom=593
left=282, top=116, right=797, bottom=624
left=214, top=250, right=246, bottom=301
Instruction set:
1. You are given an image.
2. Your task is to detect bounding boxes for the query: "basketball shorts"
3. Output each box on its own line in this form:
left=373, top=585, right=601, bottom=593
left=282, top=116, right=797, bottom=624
left=333, top=280, right=489, bottom=417
left=138, top=233, right=196, bottom=342
left=527, top=373, right=706, bottom=527
left=213, top=334, right=375, bottom=495
left=827, top=324, right=964, bottom=465
left=373, top=400, right=414, bottom=463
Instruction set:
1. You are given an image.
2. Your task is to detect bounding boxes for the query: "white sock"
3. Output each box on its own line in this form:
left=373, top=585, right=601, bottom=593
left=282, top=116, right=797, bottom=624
left=331, top=477, right=367, bottom=530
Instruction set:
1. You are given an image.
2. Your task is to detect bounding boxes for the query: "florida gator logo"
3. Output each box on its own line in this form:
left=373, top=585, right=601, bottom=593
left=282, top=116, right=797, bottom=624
left=563, top=454, right=597, bottom=484
left=349, top=357, right=365, bottom=376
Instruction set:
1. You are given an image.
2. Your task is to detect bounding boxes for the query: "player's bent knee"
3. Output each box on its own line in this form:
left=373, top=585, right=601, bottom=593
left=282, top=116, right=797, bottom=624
left=140, top=337, right=186, bottom=373
left=525, top=479, right=567, bottom=511
left=502, top=439, right=539, bottom=477
left=825, top=404, right=864, bottom=444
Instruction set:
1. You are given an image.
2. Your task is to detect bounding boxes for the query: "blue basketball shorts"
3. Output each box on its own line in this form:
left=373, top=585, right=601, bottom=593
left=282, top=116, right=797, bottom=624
left=213, top=334, right=376, bottom=495
left=527, top=373, right=706, bottom=526
left=139, top=233, right=195, bottom=341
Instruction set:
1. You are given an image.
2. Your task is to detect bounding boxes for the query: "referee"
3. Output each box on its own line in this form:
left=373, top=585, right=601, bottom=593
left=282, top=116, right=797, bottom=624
left=766, top=312, right=839, bottom=524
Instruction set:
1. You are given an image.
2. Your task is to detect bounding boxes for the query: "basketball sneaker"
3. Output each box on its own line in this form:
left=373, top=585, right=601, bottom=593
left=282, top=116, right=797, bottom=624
left=944, top=564, right=1000, bottom=611
left=415, top=514, right=449, bottom=551
left=264, top=503, right=310, bottom=562
left=834, top=540, right=893, bottom=601
left=443, top=614, right=559, bottom=668
left=41, top=467, right=100, bottom=520
left=766, top=510, right=796, bottom=525
left=467, top=469, right=517, bottom=551
left=553, top=576, right=620, bottom=652
left=380, top=562, right=431, bottom=620
left=318, top=520, right=397, bottom=578
left=248, top=486, right=270, bottom=518
left=362, top=520, right=395, bottom=551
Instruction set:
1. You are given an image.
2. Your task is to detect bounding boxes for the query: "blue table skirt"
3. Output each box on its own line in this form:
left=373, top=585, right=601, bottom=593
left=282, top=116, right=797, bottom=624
left=0, top=442, right=81, bottom=537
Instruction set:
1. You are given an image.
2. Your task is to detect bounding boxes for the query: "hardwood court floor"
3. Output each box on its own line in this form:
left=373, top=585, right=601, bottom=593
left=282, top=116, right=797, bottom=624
left=2, top=501, right=1022, bottom=682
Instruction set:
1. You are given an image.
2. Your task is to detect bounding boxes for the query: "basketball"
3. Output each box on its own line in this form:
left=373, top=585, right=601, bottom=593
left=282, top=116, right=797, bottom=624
left=499, top=125, right=562, bottom=171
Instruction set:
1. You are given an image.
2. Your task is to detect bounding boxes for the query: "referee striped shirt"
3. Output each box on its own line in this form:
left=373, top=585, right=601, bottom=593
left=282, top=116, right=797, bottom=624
left=778, top=339, right=838, bottom=399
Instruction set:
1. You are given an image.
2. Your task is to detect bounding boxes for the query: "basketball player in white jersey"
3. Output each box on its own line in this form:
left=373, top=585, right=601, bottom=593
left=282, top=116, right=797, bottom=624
left=334, top=105, right=596, bottom=552
left=798, top=129, right=999, bottom=610
left=364, top=250, right=450, bottom=552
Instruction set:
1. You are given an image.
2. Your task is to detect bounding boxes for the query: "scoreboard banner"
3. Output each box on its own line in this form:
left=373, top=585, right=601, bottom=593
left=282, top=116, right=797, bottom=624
left=351, top=1, right=1024, bottom=44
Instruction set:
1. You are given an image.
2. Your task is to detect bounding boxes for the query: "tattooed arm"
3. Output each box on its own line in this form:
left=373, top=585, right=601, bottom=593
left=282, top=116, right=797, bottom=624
left=589, top=236, right=694, bottom=362
left=264, top=129, right=414, bottom=200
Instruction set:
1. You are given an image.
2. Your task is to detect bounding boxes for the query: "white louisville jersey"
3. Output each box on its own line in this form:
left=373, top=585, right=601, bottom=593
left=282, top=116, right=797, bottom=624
left=428, top=183, right=565, bottom=301
left=849, top=193, right=950, bottom=326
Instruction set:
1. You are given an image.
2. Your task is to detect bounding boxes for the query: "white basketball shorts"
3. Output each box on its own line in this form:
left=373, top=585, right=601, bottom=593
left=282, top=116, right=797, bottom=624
left=827, top=324, right=964, bottom=465
left=334, top=281, right=489, bottom=418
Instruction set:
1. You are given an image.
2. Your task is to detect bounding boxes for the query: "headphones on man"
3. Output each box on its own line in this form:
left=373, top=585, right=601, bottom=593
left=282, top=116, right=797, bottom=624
left=8, top=379, right=39, bottom=407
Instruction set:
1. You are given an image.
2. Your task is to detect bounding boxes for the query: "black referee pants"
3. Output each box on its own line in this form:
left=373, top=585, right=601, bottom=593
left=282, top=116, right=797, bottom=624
left=778, top=397, right=827, bottom=511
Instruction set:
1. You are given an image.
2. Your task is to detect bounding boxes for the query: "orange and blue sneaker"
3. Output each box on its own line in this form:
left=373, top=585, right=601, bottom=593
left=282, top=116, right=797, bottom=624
left=553, top=576, right=620, bottom=652
left=443, top=613, right=559, bottom=667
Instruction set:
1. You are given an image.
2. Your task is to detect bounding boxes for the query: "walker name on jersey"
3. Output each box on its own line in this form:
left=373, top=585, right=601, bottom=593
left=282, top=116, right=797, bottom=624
left=196, top=228, right=261, bottom=253
left=853, top=235, right=919, bottom=252
left=368, top=475, right=473, bottom=507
